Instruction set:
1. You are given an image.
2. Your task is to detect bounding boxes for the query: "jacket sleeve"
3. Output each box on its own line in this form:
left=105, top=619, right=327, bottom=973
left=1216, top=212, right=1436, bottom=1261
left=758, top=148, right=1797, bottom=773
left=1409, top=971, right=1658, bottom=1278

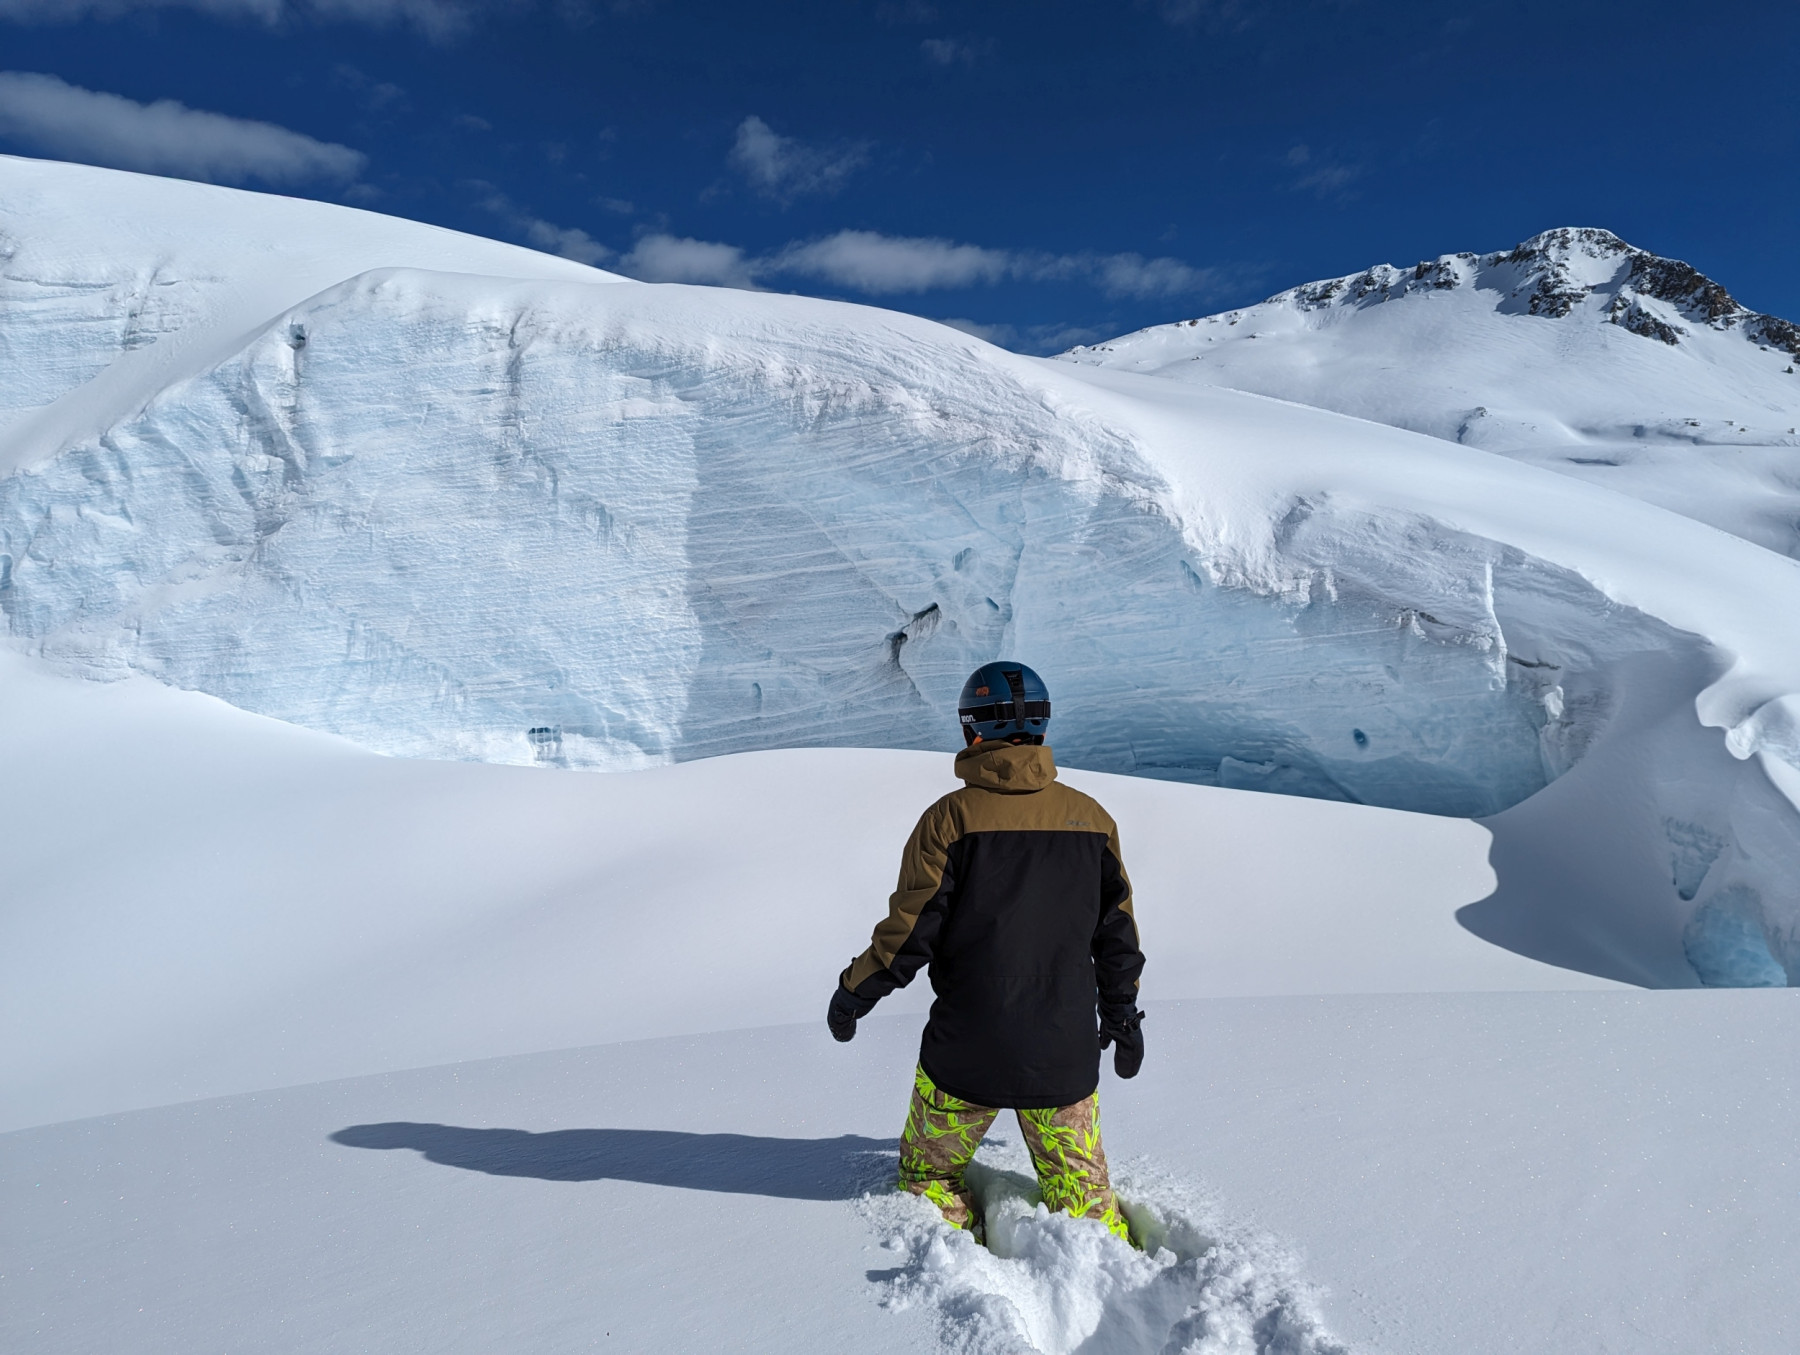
left=839, top=798, right=961, bottom=1004
left=1092, top=817, right=1144, bottom=1010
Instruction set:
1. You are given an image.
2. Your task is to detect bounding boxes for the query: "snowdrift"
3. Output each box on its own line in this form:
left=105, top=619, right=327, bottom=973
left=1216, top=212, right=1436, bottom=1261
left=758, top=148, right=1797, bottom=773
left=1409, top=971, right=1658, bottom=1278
left=2, top=159, right=1799, bottom=986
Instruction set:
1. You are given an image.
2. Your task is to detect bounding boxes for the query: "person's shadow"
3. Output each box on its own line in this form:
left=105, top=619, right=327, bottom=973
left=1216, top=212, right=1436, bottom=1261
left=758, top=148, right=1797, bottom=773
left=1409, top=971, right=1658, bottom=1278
left=330, top=1123, right=897, bottom=1202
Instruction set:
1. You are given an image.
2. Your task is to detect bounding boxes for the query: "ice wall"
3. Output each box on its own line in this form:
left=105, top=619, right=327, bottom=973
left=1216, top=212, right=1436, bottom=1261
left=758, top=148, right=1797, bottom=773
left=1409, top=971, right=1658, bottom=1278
left=2, top=258, right=1796, bottom=987
left=0, top=268, right=1689, bottom=820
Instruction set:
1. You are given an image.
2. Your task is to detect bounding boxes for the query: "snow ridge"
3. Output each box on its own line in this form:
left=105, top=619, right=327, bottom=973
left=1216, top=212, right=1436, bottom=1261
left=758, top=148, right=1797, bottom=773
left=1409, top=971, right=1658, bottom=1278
left=0, top=153, right=617, bottom=475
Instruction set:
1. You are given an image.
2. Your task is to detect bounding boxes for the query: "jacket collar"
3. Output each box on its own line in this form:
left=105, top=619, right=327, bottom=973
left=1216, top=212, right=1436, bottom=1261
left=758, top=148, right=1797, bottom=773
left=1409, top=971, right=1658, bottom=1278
left=953, top=741, right=1057, bottom=793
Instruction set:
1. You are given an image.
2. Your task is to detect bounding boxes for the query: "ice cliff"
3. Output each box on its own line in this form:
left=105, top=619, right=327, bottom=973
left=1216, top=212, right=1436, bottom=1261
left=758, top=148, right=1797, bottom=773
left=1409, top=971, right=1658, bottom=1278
left=0, top=263, right=1673, bottom=809
left=2, top=159, right=1798, bottom=989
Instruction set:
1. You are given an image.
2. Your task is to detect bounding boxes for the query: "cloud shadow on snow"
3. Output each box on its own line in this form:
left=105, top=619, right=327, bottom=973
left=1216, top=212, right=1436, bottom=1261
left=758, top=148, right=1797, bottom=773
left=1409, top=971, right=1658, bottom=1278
left=330, top=1122, right=897, bottom=1201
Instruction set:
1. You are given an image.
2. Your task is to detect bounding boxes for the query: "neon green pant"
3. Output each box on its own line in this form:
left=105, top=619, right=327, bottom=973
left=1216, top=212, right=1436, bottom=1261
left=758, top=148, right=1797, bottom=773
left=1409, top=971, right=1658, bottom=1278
left=896, top=1065, right=1128, bottom=1241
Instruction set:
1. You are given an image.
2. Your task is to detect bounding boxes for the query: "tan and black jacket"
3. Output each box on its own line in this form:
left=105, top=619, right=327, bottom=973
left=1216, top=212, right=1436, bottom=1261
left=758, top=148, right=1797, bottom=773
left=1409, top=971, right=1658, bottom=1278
left=840, top=742, right=1143, bottom=1109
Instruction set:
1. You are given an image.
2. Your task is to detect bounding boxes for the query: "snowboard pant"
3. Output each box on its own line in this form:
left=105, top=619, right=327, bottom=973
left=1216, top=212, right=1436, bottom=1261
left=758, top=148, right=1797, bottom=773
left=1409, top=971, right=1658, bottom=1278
left=896, top=1065, right=1128, bottom=1241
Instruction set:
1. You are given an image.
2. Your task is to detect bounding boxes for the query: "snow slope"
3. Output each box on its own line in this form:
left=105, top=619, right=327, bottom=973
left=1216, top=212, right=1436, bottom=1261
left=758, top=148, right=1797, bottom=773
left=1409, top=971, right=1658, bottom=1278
left=3, top=159, right=1800, bottom=987
left=2, top=656, right=1793, bottom=1355
left=5, top=987, right=1795, bottom=1355
left=1060, top=227, right=1800, bottom=554
left=0, top=645, right=1573, bottom=1135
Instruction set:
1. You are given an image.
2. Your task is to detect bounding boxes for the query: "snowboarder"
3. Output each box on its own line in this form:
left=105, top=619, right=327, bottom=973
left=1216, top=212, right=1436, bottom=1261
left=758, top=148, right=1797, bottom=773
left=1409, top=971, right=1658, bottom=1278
left=828, top=661, right=1145, bottom=1241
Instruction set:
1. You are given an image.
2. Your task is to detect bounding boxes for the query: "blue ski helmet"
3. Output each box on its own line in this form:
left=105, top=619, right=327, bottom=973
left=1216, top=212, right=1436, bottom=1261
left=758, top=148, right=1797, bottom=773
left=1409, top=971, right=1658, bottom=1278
left=958, top=661, right=1051, bottom=744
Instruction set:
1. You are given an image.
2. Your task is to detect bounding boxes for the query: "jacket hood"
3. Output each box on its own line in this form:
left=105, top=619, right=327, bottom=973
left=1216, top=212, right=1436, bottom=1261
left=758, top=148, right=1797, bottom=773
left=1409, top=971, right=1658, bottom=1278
left=953, top=742, right=1058, bottom=793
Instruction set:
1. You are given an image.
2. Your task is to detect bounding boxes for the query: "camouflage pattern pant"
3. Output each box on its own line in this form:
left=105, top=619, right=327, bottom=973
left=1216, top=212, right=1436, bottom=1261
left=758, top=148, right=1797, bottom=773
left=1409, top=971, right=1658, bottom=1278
left=897, top=1065, right=1128, bottom=1241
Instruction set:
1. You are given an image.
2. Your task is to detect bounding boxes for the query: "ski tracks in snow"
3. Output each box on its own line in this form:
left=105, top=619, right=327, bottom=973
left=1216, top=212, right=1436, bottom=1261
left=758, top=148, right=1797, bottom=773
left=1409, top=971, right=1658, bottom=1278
left=856, top=1140, right=1353, bottom=1355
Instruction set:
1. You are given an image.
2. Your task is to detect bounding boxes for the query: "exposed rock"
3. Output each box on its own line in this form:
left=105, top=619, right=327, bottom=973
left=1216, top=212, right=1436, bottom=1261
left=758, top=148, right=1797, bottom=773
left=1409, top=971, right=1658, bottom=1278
left=1748, top=314, right=1800, bottom=359
left=1609, top=293, right=1684, bottom=345
left=1109, top=227, right=1796, bottom=359
left=1628, top=254, right=1739, bottom=324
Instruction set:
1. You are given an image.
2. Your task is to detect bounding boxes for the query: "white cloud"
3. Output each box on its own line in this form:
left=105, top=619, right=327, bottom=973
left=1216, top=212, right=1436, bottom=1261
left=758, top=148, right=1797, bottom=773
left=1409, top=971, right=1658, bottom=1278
left=1285, top=143, right=1362, bottom=197
left=594, top=227, right=1223, bottom=301
left=0, top=0, right=279, bottom=18
left=935, top=316, right=1016, bottom=345
left=0, top=72, right=365, bottom=184
left=773, top=230, right=1010, bottom=292
left=766, top=230, right=1218, bottom=301
left=1156, top=0, right=1255, bottom=30
left=1027, top=322, right=1110, bottom=352
left=935, top=317, right=1110, bottom=355
left=464, top=200, right=1227, bottom=306
left=616, top=234, right=755, bottom=288
left=471, top=186, right=614, bottom=266
left=331, top=63, right=407, bottom=111
left=1293, top=162, right=1361, bottom=195
left=920, top=36, right=979, bottom=67
left=728, top=115, right=867, bottom=202
left=1090, top=251, right=1220, bottom=299
left=309, top=0, right=491, bottom=37
left=522, top=219, right=609, bottom=266
left=0, top=0, right=499, bottom=39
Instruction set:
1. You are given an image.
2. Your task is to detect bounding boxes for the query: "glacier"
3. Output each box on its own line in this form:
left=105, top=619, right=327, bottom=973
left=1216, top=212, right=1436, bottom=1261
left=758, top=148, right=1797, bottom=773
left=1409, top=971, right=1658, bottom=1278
left=0, top=266, right=1680, bottom=808
left=2, top=158, right=1799, bottom=988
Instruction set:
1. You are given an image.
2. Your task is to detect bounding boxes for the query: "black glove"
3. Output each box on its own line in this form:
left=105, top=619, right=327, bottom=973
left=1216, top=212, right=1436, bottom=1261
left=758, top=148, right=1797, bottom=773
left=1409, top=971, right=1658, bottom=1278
left=828, top=984, right=876, bottom=1042
left=1099, top=1003, right=1145, bottom=1079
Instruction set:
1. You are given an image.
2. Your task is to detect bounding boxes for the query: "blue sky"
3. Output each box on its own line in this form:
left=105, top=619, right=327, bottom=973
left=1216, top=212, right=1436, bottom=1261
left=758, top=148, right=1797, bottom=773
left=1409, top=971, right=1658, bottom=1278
left=0, top=0, right=1794, bottom=352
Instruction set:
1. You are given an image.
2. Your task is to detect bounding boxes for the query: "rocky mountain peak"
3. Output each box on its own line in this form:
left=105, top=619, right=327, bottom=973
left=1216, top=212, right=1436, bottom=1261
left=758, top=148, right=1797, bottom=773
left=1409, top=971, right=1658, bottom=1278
left=1245, top=228, right=1800, bottom=359
left=1508, top=225, right=1631, bottom=263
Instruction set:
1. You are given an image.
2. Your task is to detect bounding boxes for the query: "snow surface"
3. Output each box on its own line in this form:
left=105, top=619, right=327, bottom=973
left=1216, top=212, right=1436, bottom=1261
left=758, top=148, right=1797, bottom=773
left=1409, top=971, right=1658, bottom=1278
left=1060, top=227, right=1800, bottom=555
left=1, top=644, right=1591, bottom=1135
left=25, top=646, right=1791, bottom=1355
left=1, top=607, right=1790, bottom=1355
left=4, top=166, right=1798, bottom=1353
left=3, top=161, right=1799, bottom=985
left=6, top=996, right=1795, bottom=1355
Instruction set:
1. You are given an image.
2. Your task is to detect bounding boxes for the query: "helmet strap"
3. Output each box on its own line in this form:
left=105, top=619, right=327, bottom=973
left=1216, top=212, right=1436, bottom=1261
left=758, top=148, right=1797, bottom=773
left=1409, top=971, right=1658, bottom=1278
left=1002, top=668, right=1029, bottom=733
